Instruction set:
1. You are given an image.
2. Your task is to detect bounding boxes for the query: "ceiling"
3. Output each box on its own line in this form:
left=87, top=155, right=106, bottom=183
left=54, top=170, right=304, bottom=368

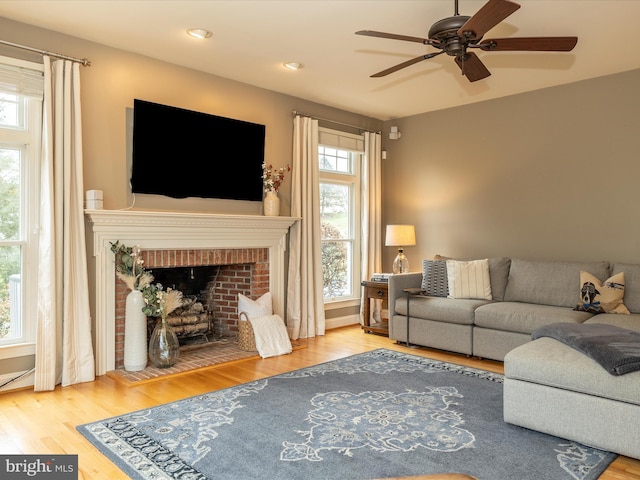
left=1, top=0, right=639, bottom=120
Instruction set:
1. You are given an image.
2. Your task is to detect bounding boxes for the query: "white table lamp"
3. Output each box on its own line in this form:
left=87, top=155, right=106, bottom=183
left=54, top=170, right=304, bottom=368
left=385, top=224, right=416, bottom=274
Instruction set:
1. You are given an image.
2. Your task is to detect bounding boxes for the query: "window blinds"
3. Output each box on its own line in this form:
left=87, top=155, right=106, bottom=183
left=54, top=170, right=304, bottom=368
left=318, top=127, right=365, bottom=153
left=0, top=56, right=44, bottom=99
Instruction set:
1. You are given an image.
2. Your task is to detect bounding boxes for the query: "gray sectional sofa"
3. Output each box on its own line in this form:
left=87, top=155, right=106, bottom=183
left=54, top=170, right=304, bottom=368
left=388, top=256, right=640, bottom=460
left=388, top=257, right=640, bottom=360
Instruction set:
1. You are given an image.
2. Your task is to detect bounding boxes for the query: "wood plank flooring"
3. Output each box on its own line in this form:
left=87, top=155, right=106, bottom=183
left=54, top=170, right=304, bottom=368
left=0, top=325, right=638, bottom=480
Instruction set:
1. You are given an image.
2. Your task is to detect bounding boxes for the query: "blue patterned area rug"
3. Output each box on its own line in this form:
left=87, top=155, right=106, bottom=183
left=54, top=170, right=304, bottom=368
left=77, top=349, right=615, bottom=480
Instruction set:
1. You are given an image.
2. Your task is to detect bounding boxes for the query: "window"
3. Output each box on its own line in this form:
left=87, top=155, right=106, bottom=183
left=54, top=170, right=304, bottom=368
left=0, top=57, right=43, bottom=350
left=318, top=128, right=363, bottom=303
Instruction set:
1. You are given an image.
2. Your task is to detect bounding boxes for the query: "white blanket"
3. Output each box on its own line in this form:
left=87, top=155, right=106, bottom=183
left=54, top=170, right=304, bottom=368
left=247, top=314, right=292, bottom=358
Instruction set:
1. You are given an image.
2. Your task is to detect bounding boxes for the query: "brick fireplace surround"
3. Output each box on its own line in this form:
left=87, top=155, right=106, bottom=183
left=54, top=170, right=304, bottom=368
left=86, top=210, right=297, bottom=376
left=114, top=247, right=269, bottom=370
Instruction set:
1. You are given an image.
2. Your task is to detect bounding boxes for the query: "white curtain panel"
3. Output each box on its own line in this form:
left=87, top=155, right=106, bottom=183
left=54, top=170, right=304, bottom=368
left=286, top=116, right=325, bottom=339
left=361, top=132, right=383, bottom=322
left=35, top=57, right=95, bottom=391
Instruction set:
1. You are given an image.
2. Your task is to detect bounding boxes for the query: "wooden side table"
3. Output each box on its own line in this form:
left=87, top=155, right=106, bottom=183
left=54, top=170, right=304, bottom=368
left=361, top=280, right=389, bottom=335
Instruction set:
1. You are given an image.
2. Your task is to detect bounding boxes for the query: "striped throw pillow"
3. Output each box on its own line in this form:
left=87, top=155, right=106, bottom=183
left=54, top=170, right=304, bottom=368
left=446, top=259, right=492, bottom=300
left=421, top=260, right=449, bottom=297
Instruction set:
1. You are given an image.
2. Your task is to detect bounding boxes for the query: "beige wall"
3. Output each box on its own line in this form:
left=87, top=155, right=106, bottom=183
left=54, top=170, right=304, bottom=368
left=381, top=69, right=640, bottom=271
left=0, top=17, right=381, bottom=215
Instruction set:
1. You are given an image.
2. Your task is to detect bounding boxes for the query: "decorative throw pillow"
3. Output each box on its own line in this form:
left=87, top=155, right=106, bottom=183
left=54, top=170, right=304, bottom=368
left=575, top=271, right=629, bottom=314
left=446, top=259, right=492, bottom=300
left=421, top=260, right=449, bottom=297
left=238, top=292, right=272, bottom=318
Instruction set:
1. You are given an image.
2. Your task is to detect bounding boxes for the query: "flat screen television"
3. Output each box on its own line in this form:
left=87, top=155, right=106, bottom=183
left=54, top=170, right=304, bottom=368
left=131, top=99, right=265, bottom=201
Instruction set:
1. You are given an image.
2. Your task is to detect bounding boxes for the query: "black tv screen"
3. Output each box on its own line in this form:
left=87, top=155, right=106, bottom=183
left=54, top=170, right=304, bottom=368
left=131, top=99, right=265, bottom=201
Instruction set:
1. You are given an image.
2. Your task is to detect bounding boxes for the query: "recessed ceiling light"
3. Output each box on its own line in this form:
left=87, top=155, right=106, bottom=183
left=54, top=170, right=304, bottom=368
left=283, top=62, right=304, bottom=71
left=187, top=28, right=212, bottom=39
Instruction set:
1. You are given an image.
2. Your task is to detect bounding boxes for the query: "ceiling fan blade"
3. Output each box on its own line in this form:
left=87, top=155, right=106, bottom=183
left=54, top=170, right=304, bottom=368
left=457, top=0, right=521, bottom=41
left=478, top=36, right=578, bottom=51
left=355, top=30, right=429, bottom=45
left=370, top=55, right=434, bottom=78
left=454, top=52, right=491, bottom=82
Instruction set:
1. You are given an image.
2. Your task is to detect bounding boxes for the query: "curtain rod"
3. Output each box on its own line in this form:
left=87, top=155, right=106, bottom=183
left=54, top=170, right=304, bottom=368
left=0, top=39, right=91, bottom=66
left=292, top=109, right=379, bottom=134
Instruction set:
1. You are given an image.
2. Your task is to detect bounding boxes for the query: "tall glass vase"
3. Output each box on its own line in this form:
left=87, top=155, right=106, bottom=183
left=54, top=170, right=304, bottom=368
left=148, top=316, right=180, bottom=368
left=124, top=290, right=147, bottom=371
left=263, top=190, right=280, bottom=216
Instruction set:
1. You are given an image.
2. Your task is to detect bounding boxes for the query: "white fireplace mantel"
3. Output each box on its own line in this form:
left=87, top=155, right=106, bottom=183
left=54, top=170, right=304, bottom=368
left=85, top=209, right=299, bottom=375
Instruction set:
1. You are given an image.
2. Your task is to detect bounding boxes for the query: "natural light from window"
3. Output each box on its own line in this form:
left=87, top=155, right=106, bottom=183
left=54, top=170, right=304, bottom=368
left=319, top=142, right=361, bottom=303
left=0, top=86, right=41, bottom=348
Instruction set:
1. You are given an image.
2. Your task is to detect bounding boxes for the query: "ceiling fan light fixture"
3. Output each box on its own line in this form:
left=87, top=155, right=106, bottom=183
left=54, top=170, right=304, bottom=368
left=283, top=62, right=303, bottom=71
left=187, top=28, right=212, bottom=40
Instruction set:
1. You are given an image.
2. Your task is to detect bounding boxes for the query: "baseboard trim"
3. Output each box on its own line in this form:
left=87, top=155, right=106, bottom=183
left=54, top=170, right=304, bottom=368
left=0, top=369, right=34, bottom=393
left=326, top=313, right=360, bottom=330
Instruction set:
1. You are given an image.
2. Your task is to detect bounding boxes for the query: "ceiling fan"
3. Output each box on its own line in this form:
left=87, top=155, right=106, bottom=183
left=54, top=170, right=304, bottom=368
left=355, top=0, right=578, bottom=82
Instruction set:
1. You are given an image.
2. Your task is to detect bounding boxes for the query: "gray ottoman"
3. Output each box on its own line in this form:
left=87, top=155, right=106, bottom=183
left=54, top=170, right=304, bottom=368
left=503, top=337, right=640, bottom=460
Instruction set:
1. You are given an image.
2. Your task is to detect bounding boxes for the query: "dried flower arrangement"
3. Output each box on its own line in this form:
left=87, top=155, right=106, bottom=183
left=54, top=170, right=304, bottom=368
left=111, top=240, right=184, bottom=318
left=140, top=283, right=184, bottom=319
left=262, top=162, right=291, bottom=193
left=110, top=241, right=153, bottom=291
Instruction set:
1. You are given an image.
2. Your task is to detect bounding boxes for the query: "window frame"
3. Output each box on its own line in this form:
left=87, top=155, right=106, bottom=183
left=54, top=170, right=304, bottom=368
left=0, top=57, right=43, bottom=357
left=318, top=128, right=363, bottom=307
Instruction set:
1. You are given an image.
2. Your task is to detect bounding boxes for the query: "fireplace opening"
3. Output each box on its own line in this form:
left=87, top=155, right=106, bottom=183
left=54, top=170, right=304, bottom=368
left=148, top=266, right=219, bottom=347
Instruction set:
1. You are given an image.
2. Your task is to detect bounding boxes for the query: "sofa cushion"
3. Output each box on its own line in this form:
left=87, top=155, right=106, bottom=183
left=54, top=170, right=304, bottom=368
left=486, top=257, right=511, bottom=302
left=503, top=259, right=610, bottom=307
left=446, top=259, right=492, bottom=300
left=611, top=263, right=640, bottom=313
left=574, top=271, right=629, bottom=314
left=585, top=313, right=640, bottom=333
left=435, top=255, right=511, bottom=301
left=421, top=260, right=448, bottom=297
left=505, top=337, right=640, bottom=406
left=394, top=296, right=490, bottom=326
left=474, top=302, right=594, bottom=335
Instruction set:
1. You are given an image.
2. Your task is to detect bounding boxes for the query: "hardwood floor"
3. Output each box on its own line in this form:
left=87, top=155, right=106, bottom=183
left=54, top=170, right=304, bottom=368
left=1, top=325, right=638, bottom=480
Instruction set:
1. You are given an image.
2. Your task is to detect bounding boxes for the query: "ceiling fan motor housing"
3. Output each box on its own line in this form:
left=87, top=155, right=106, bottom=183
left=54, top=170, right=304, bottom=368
left=428, top=15, right=475, bottom=56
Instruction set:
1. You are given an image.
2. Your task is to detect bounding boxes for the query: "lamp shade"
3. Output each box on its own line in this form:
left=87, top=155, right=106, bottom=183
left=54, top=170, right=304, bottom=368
left=385, top=225, right=416, bottom=247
